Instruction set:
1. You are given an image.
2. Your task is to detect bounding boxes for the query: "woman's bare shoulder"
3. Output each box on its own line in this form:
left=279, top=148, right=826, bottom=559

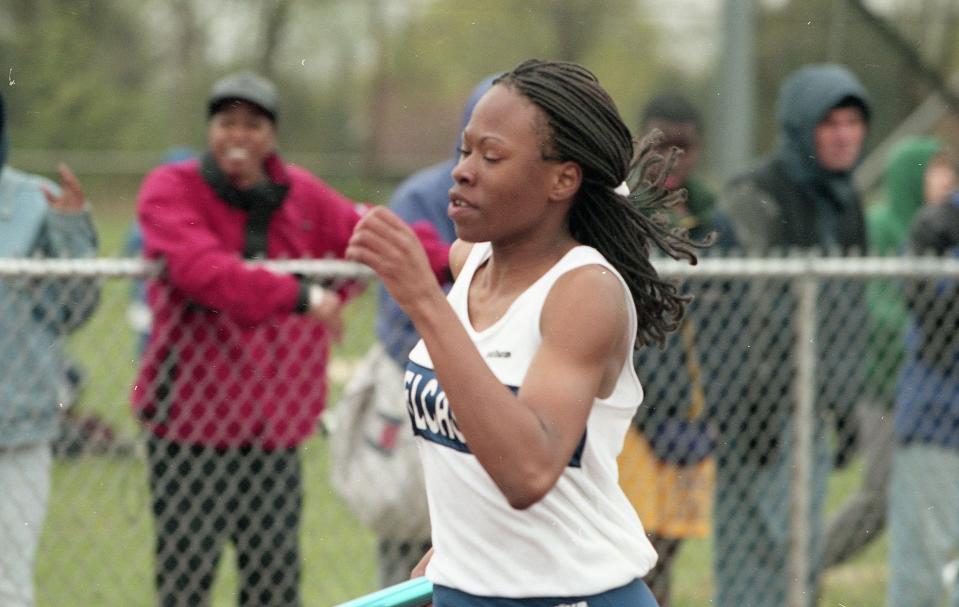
left=449, top=239, right=475, bottom=280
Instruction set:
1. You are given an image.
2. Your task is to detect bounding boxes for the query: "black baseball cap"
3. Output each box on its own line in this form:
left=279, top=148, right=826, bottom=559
left=208, top=71, right=278, bottom=123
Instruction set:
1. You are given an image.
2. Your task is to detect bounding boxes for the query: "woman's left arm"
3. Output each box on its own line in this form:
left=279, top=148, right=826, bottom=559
left=484, top=266, right=629, bottom=507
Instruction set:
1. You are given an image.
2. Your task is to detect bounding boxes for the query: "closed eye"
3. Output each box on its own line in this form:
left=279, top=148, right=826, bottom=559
left=458, top=147, right=501, bottom=164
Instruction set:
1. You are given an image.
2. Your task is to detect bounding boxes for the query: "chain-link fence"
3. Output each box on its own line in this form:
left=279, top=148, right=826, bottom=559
left=1, top=255, right=958, bottom=606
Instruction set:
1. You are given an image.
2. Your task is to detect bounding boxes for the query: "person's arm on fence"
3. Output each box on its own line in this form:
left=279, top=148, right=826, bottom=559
left=138, top=165, right=317, bottom=325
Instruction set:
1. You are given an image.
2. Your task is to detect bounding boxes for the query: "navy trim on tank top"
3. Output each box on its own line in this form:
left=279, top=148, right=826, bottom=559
left=432, top=577, right=659, bottom=607
left=404, top=361, right=587, bottom=466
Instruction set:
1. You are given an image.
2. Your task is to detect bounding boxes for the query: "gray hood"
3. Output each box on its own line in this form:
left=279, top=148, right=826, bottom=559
left=776, top=63, right=871, bottom=181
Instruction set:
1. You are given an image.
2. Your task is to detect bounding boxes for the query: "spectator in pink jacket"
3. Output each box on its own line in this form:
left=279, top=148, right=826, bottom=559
left=132, top=71, right=446, bottom=607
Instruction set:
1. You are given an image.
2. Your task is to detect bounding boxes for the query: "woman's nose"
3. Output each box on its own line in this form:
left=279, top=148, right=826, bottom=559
left=451, top=156, right=474, bottom=185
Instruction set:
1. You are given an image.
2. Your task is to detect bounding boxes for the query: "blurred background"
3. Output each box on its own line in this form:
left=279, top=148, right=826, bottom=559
left=3, top=1, right=959, bottom=606
left=4, top=0, right=958, bottom=207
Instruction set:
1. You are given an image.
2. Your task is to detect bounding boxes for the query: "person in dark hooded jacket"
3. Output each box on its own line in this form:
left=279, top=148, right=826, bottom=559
left=712, top=63, right=871, bottom=607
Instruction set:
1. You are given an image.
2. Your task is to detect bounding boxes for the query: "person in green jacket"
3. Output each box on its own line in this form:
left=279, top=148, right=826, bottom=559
left=821, top=136, right=956, bottom=568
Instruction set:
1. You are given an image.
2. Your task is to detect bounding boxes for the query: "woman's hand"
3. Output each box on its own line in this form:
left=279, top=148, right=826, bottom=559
left=411, top=546, right=433, bottom=579
left=410, top=547, right=434, bottom=607
left=347, top=207, right=445, bottom=318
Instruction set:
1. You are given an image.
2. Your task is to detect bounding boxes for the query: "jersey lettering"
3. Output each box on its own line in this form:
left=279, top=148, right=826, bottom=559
left=405, top=362, right=469, bottom=452
left=404, top=361, right=586, bottom=467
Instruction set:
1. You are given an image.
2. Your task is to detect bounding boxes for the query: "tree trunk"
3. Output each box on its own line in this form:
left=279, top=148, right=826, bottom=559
left=259, top=0, right=294, bottom=79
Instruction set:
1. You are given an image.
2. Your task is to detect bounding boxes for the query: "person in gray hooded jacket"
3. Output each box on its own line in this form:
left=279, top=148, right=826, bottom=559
left=0, top=91, right=99, bottom=607
left=712, top=63, right=870, bottom=607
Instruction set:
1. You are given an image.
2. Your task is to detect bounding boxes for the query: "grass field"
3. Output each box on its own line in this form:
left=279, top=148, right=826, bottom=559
left=32, top=175, right=890, bottom=606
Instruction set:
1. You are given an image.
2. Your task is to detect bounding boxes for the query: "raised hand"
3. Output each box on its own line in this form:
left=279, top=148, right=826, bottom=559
left=42, top=162, right=86, bottom=213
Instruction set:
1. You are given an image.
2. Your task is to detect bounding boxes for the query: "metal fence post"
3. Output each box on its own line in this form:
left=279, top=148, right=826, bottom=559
left=789, top=273, right=818, bottom=607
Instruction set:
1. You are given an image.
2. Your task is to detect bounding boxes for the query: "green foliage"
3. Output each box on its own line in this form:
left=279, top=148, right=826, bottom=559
left=1, top=0, right=162, bottom=150
left=2, top=0, right=955, bottom=193
left=380, top=0, right=661, bottom=159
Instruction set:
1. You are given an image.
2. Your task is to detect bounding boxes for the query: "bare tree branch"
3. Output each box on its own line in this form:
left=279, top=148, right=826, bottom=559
left=846, top=0, right=959, bottom=115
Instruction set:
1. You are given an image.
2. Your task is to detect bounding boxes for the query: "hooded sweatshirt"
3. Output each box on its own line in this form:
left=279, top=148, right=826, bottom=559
left=722, top=64, right=871, bottom=252
left=0, top=91, right=100, bottom=448
left=865, top=138, right=942, bottom=404
left=714, top=64, right=871, bottom=464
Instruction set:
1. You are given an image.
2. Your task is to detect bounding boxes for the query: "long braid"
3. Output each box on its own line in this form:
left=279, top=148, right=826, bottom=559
left=496, top=59, right=708, bottom=348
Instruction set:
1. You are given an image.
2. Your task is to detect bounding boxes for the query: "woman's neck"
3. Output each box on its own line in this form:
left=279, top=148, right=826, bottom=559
left=482, top=234, right=577, bottom=293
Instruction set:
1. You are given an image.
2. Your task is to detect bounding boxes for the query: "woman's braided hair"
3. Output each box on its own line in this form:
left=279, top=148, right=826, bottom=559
left=495, top=59, right=707, bottom=348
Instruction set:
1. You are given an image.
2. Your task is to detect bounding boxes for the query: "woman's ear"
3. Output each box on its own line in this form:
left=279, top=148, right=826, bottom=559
left=549, top=161, right=582, bottom=203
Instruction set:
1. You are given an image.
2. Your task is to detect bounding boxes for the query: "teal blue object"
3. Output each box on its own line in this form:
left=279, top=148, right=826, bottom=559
left=335, top=576, right=433, bottom=607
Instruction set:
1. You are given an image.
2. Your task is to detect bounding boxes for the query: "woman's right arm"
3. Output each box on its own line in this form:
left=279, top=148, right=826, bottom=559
left=347, top=208, right=628, bottom=509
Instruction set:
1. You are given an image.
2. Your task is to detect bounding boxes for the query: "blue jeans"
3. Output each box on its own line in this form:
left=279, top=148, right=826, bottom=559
left=713, top=430, right=831, bottom=607
left=432, top=578, right=658, bottom=607
left=888, top=444, right=959, bottom=607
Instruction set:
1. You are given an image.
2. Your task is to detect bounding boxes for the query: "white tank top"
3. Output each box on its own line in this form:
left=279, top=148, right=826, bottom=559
left=405, top=242, right=657, bottom=598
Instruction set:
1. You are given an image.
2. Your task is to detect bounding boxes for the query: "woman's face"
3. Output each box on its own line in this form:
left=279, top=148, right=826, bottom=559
left=449, top=84, right=571, bottom=244
left=207, top=101, right=277, bottom=189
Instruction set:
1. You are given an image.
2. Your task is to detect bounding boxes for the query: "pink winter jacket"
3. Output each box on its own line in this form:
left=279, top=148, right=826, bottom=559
left=131, top=155, right=447, bottom=449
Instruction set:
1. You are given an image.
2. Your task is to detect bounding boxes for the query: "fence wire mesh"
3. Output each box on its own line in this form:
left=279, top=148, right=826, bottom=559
left=0, top=255, right=957, bottom=606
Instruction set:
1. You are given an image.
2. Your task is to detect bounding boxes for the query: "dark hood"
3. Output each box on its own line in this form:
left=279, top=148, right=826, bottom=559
left=776, top=63, right=871, bottom=182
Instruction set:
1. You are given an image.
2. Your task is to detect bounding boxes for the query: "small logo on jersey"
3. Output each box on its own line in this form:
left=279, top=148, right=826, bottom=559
left=553, top=602, right=588, bottom=607
left=485, top=350, right=511, bottom=358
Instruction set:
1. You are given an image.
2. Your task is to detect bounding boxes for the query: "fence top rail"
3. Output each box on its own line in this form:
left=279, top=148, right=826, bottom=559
left=0, top=258, right=377, bottom=279
left=1, top=255, right=958, bottom=279
left=656, top=255, right=959, bottom=279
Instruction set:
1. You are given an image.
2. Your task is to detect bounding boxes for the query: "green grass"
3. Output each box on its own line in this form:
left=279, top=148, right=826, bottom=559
left=38, top=438, right=379, bottom=606
left=818, top=463, right=889, bottom=607
left=665, top=460, right=889, bottom=607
